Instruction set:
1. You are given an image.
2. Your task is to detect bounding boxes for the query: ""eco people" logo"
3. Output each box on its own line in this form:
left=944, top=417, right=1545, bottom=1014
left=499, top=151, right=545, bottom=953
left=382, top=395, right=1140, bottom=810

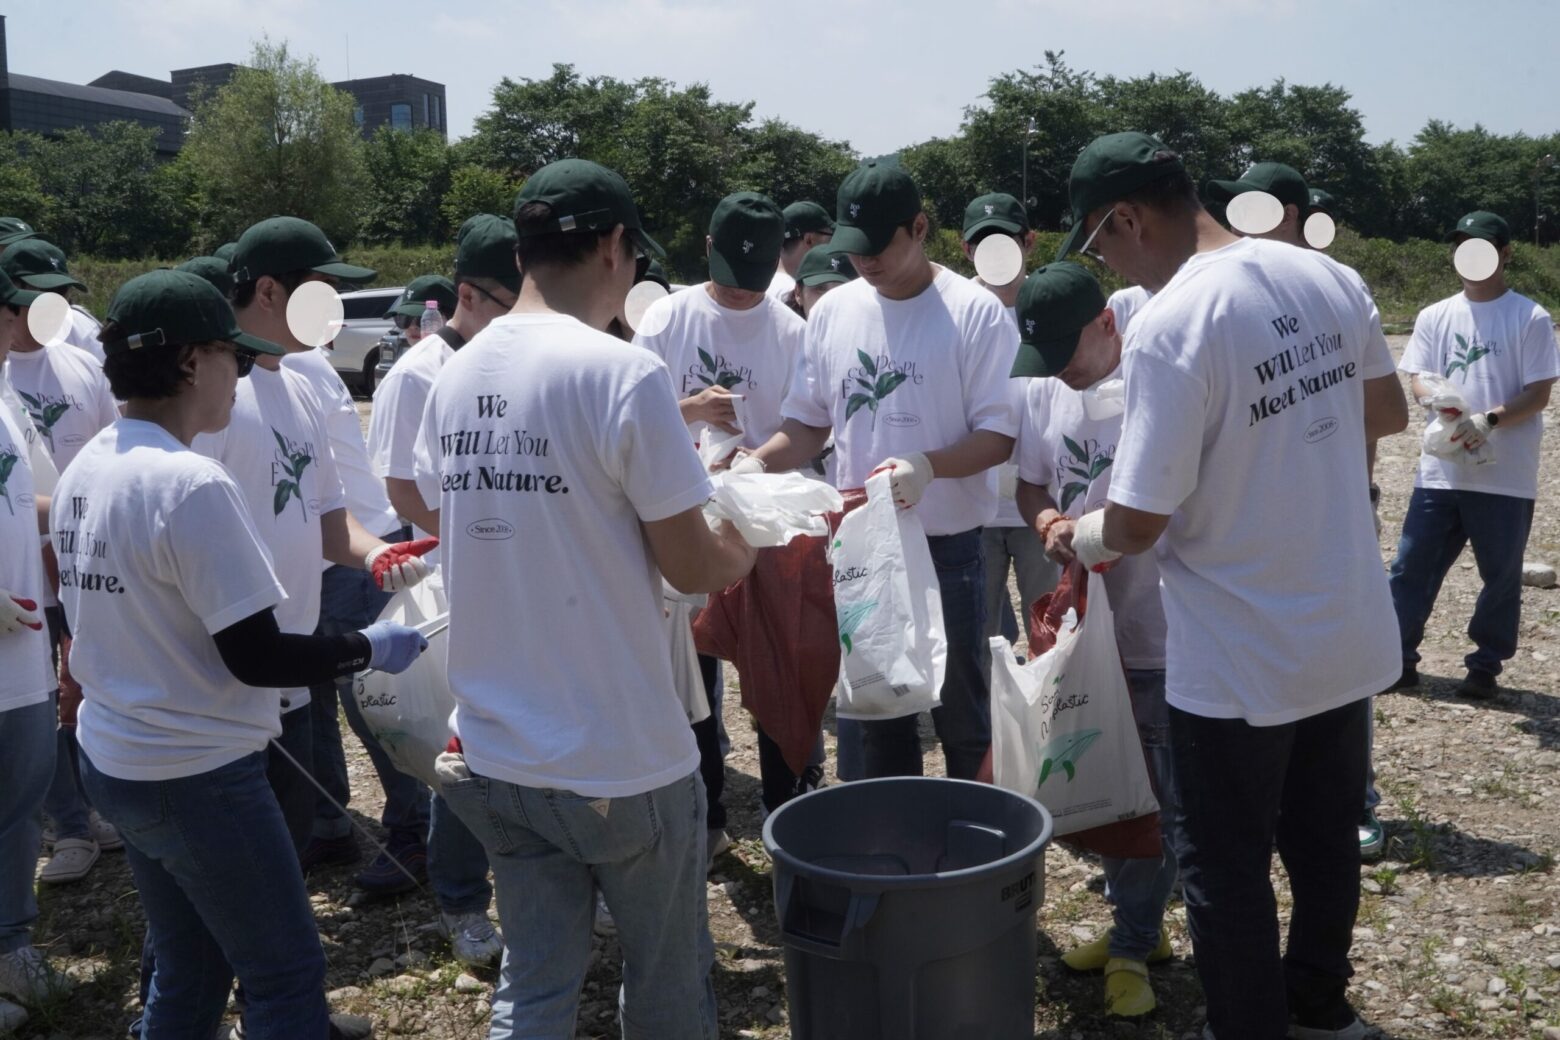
left=16, top=392, right=70, bottom=455
left=1444, top=333, right=1493, bottom=382
left=846, top=350, right=910, bottom=430
left=271, top=428, right=314, bottom=519
left=1057, top=436, right=1114, bottom=512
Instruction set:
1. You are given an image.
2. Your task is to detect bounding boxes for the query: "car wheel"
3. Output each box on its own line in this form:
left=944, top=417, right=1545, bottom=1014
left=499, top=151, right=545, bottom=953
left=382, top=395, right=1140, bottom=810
left=361, top=349, right=379, bottom=397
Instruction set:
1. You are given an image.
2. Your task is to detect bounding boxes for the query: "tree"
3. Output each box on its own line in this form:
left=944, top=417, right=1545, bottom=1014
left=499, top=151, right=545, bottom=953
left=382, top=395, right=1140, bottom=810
left=441, top=165, right=521, bottom=234
left=0, top=135, right=53, bottom=233
left=731, top=119, right=856, bottom=213
left=1402, top=122, right=1560, bottom=243
left=468, top=64, right=635, bottom=178
left=180, top=38, right=366, bottom=245
left=360, top=127, right=452, bottom=245
left=899, top=136, right=980, bottom=231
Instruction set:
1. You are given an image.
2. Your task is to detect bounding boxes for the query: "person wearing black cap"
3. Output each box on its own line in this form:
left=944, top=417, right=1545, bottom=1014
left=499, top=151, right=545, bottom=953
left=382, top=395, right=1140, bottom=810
left=52, top=269, right=426, bottom=1040
left=384, top=273, right=458, bottom=350
left=0, top=265, right=72, bottom=1034
left=633, top=190, right=811, bottom=828
left=0, top=238, right=105, bottom=362
left=415, top=158, right=754, bottom=1038
left=768, top=200, right=835, bottom=301
left=1056, top=131, right=1409, bottom=1040
left=1388, top=210, right=1559, bottom=703
left=792, top=243, right=856, bottom=318
left=744, top=160, right=1021, bottom=781
left=1010, top=261, right=1176, bottom=1019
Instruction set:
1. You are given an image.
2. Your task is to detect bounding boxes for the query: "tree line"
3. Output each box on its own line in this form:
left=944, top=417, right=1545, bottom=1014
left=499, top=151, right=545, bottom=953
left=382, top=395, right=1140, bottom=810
left=2, top=42, right=1556, bottom=280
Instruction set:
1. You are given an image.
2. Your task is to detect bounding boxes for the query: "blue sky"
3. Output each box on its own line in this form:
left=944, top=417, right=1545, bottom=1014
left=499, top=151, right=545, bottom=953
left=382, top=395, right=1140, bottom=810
left=9, top=0, right=1558, bottom=157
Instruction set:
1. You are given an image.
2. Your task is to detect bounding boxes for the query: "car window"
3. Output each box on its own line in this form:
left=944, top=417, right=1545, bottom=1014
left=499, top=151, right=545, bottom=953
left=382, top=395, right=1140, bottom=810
left=341, top=294, right=396, bottom=321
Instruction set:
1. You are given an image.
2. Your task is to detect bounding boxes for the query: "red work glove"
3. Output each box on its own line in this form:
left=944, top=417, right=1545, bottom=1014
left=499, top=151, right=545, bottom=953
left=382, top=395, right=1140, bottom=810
left=0, top=590, right=42, bottom=634
left=366, top=537, right=438, bottom=592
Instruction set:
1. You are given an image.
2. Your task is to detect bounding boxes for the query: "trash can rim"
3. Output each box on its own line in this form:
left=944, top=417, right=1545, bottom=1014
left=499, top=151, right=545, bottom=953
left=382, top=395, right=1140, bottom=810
left=760, top=777, right=1053, bottom=889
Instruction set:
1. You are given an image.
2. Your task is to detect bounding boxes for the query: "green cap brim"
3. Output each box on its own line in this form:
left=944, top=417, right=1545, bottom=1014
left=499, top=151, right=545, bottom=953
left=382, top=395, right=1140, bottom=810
left=708, top=248, right=773, bottom=293
left=1203, top=179, right=1245, bottom=204
left=313, top=261, right=377, bottom=283
left=630, top=227, right=666, bottom=259
left=0, top=231, right=38, bottom=248
left=962, top=218, right=1024, bottom=242
left=1010, top=334, right=1082, bottom=378
left=20, top=273, right=86, bottom=292
left=7, top=286, right=40, bottom=307
left=233, top=330, right=288, bottom=356
left=1054, top=219, right=1089, bottom=261
left=831, top=223, right=897, bottom=258
left=796, top=272, right=851, bottom=288
left=386, top=302, right=425, bottom=319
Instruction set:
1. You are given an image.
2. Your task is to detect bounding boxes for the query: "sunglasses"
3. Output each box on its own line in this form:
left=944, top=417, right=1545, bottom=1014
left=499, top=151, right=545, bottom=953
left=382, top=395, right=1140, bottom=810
left=230, top=346, right=257, bottom=377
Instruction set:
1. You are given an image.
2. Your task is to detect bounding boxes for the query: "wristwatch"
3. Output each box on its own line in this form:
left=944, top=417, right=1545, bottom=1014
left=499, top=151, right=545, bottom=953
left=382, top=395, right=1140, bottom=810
left=1486, top=411, right=1501, bottom=428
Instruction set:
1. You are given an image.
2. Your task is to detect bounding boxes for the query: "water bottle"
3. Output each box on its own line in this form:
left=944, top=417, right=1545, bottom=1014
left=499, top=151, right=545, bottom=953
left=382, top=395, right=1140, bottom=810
left=419, top=299, right=444, bottom=337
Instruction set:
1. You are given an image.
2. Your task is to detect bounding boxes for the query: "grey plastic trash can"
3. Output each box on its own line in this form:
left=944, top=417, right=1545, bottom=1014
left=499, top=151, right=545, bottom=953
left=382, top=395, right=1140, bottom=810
left=762, top=777, right=1052, bottom=1040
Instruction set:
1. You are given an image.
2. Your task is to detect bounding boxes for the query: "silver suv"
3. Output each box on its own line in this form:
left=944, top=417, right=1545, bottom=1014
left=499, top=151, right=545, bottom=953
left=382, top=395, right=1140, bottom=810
left=331, top=287, right=402, bottom=396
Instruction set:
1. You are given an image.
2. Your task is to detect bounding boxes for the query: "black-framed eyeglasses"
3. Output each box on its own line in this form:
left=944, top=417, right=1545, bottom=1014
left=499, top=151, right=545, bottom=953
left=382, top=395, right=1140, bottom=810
left=393, top=314, right=415, bottom=330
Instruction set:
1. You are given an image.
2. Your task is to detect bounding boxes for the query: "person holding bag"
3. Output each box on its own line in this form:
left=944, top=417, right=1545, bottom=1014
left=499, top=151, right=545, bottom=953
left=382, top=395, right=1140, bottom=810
left=1008, top=260, right=1174, bottom=1019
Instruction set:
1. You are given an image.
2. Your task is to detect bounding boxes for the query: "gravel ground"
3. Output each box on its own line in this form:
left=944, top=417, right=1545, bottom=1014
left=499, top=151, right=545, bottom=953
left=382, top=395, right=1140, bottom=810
left=20, top=335, right=1560, bottom=1039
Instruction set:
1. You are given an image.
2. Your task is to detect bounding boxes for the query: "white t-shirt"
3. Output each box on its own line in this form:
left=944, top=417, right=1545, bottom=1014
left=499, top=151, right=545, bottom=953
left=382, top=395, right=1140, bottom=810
left=0, top=401, right=54, bottom=712
left=283, top=347, right=401, bottom=542
left=1399, top=290, right=1560, bottom=500
left=414, top=313, right=710, bottom=798
left=4, top=343, right=118, bottom=471
left=54, top=420, right=287, bottom=780
left=767, top=267, right=796, bottom=301
left=369, top=333, right=456, bottom=539
left=1108, top=238, right=1399, bottom=725
left=633, top=283, right=806, bottom=449
left=66, top=306, right=105, bottom=362
left=1018, top=364, right=1166, bottom=670
left=782, top=268, right=1021, bottom=536
left=0, top=373, right=56, bottom=496
left=194, top=365, right=345, bottom=710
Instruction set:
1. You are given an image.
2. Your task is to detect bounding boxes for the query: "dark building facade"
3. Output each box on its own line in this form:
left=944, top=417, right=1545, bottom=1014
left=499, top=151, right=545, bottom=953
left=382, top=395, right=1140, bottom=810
left=335, top=74, right=447, bottom=138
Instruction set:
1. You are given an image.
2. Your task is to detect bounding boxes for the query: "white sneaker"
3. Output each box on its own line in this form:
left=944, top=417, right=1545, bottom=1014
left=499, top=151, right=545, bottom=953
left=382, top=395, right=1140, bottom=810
left=438, top=911, right=502, bottom=966
left=593, top=892, right=617, bottom=937
left=39, top=838, right=99, bottom=884
left=88, top=811, right=123, bottom=851
left=0, top=997, right=27, bottom=1033
left=0, top=947, right=71, bottom=1005
left=707, top=829, right=732, bottom=871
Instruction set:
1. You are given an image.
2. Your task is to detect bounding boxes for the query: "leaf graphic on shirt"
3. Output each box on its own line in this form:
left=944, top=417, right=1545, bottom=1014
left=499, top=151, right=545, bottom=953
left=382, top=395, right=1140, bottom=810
left=270, top=427, right=313, bottom=519
left=1060, top=481, right=1089, bottom=513
left=1055, top=436, right=1113, bottom=511
left=1444, top=333, right=1493, bottom=382
left=845, top=356, right=907, bottom=432
left=697, top=347, right=746, bottom=391
left=0, top=449, right=16, bottom=515
left=857, top=350, right=878, bottom=378
left=15, top=391, right=59, bottom=453
left=1035, top=728, right=1101, bottom=788
left=846, top=392, right=873, bottom=420
left=874, top=371, right=908, bottom=399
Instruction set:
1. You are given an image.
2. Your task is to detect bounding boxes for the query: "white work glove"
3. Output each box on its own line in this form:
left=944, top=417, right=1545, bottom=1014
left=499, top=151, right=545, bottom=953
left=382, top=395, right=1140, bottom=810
left=874, top=452, right=933, bottom=510
left=1071, top=510, right=1122, bottom=572
left=1452, top=413, right=1494, bottom=453
left=727, top=453, right=766, bottom=476
left=0, top=590, right=42, bottom=635
left=366, top=537, right=437, bottom=592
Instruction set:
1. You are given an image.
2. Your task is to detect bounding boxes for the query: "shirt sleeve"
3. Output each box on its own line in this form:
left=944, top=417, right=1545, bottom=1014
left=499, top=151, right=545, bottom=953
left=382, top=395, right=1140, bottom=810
left=1107, top=350, right=1207, bottom=516
left=306, top=394, right=347, bottom=516
left=1398, top=309, right=1438, bottom=376
left=959, top=299, right=1022, bottom=437
left=608, top=365, right=715, bottom=523
left=88, top=363, right=120, bottom=429
left=371, top=368, right=432, bottom=480
left=779, top=314, right=834, bottom=429
left=164, top=476, right=286, bottom=634
left=1015, top=382, right=1055, bottom=489
left=1520, top=308, right=1560, bottom=386
left=412, top=383, right=443, bottom=514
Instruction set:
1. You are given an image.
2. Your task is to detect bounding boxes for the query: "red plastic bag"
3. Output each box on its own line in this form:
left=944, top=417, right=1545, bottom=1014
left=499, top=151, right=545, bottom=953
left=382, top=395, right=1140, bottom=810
left=693, top=488, right=865, bottom=775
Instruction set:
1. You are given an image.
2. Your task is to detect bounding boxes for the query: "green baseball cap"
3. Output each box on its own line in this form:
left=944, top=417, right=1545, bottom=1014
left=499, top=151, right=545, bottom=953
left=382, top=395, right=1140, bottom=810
left=641, top=259, right=671, bottom=292
left=795, top=244, right=857, bottom=287
left=213, top=242, right=238, bottom=263
left=0, top=217, right=38, bottom=248
left=963, top=192, right=1029, bottom=241
left=385, top=274, right=458, bottom=319
left=708, top=192, right=784, bottom=292
left=453, top=214, right=520, bottom=292
left=1446, top=210, right=1511, bottom=248
left=101, top=270, right=284, bottom=358
left=513, top=158, right=664, bottom=258
left=1205, top=162, right=1310, bottom=219
left=1057, top=132, right=1185, bottom=260
left=231, top=217, right=376, bottom=287
left=782, top=201, right=835, bottom=241
left=1, top=239, right=87, bottom=292
left=0, top=268, right=40, bottom=309
left=1010, top=261, right=1108, bottom=378
left=176, top=257, right=235, bottom=299
left=833, top=161, right=921, bottom=257
left=1308, top=188, right=1337, bottom=216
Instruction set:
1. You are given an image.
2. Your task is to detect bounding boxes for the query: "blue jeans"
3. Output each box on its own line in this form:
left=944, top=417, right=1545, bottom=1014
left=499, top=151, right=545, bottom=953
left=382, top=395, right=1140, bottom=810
left=1103, top=670, right=1181, bottom=961
left=1170, top=698, right=1369, bottom=1040
left=441, top=768, right=717, bottom=1040
left=83, top=750, right=329, bottom=1040
left=1, top=697, right=55, bottom=955
left=1389, top=487, right=1535, bottom=677
left=860, top=528, right=990, bottom=780
left=834, top=716, right=865, bottom=782
left=41, top=606, right=92, bottom=840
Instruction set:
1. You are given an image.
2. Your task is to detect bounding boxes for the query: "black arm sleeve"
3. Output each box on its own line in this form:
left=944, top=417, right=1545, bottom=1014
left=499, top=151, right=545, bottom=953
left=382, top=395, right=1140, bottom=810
left=212, top=609, right=373, bottom=689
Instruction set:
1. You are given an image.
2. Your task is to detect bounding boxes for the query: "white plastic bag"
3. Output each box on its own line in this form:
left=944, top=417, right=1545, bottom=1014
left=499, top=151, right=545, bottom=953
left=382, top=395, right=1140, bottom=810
left=1417, top=373, right=1495, bottom=466
left=828, top=470, right=945, bottom=719
left=988, top=573, right=1158, bottom=838
left=354, top=570, right=454, bottom=789
left=695, top=397, right=749, bottom=471
left=1080, top=377, right=1125, bottom=421
left=664, top=584, right=711, bottom=724
left=704, top=471, right=843, bottom=547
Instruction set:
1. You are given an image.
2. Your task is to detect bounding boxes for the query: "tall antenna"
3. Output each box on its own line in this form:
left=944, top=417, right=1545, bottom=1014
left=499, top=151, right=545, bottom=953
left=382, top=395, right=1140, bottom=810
left=345, top=33, right=351, bottom=82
